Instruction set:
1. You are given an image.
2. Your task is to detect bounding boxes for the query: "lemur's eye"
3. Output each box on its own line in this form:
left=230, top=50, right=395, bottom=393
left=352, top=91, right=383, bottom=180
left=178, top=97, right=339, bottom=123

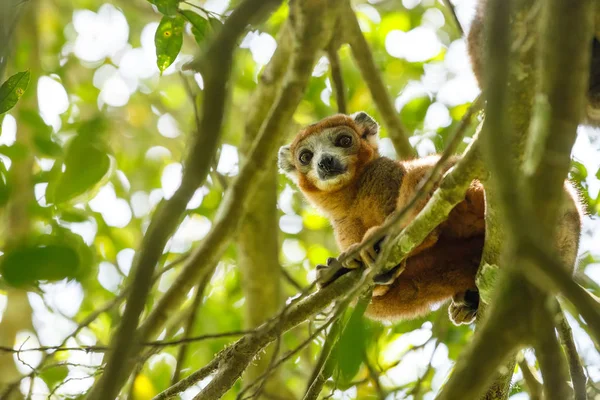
left=336, top=135, right=352, bottom=148
left=299, top=150, right=313, bottom=165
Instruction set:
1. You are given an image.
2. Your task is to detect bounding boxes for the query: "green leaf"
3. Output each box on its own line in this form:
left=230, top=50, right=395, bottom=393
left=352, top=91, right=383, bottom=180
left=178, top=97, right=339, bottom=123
left=34, top=136, right=62, bottom=157
left=148, top=0, right=180, bottom=16
left=1, top=244, right=80, bottom=286
left=0, top=159, right=9, bottom=206
left=0, top=70, right=30, bottom=114
left=180, top=10, right=209, bottom=45
left=147, top=353, right=175, bottom=392
left=59, top=208, right=90, bottom=223
left=47, top=135, right=112, bottom=204
left=155, top=16, right=185, bottom=73
left=336, top=299, right=369, bottom=384
left=400, top=96, right=432, bottom=131
left=0, top=143, right=29, bottom=160
left=596, top=167, right=600, bottom=180
left=39, top=364, right=69, bottom=389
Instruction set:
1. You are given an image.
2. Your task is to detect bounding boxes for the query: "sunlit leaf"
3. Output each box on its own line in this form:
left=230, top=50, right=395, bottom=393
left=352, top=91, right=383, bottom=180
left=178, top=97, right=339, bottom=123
left=47, top=135, right=112, bottom=204
left=1, top=244, right=80, bottom=286
left=132, top=374, right=157, bottom=400
left=0, top=143, right=29, bottom=160
left=336, top=298, right=370, bottom=384
left=400, top=96, right=431, bottom=131
left=0, top=160, right=9, bottom=206
left=147, top=353, right=175, bottom=392
left=34, top=136, right=62, bottom=157
left=302, top=208, right=329, bottom=230
left=0, top=70, right=30, bottom=114
left=148, top=0, right=180, bottom=16
left=59, top=208, right=91, bottom=223
left=180, top=10, right=209, bottom=45
left=18, top=108, right=62, bottom=157
left=39, top=364, right=69, bottom=389
left=155, top=16, right=185, bottom=73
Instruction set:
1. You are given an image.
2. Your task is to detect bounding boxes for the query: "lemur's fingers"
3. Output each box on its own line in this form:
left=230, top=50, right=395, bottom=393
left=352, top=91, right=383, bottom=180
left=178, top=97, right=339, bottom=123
left=373, top=259, right=406, bottom=285
left=359, top=235, right=388, bottom=267
left=341, top=256, right=363, bottom=270
left=373, top=236, right=387, bottom=254
left=372, top=284, right=391, bottom=297
left=315, top=259, right=349, bottom=288
left=338, top=244, right=364, bottom=270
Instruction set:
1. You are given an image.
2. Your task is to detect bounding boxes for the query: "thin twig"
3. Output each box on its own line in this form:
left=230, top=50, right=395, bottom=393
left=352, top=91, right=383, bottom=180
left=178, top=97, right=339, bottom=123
left=518, top=357, right=543, bottom=400
left=556, top=305, right=588, bottom=400
left=341, top=0, right=415, bottom=159
left=172, top=273, right=212, bottom=384
left=441, top=0, right=463, bottom=36
left=327, top=45, right=346, bottom=114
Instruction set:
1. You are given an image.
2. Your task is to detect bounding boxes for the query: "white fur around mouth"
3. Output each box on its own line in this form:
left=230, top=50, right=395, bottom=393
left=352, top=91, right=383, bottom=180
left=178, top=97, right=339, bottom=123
left=314, top=172, right=351, bottom=191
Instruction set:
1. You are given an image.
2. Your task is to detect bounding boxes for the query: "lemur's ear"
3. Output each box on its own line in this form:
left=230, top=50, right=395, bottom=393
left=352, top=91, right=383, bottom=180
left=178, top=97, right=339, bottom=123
left=351, top=111, right=379, bottom=146
left=278, top=145, right=298, bottom=181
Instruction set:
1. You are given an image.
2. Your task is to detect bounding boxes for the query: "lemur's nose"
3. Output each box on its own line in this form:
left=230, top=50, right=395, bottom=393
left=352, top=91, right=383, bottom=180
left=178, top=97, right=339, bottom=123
left=318, top=154, right=336, bottom=172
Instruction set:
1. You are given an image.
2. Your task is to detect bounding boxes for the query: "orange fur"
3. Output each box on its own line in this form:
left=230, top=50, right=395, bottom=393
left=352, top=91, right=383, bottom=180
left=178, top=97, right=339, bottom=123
left=283, top=114, right=486, bottom=323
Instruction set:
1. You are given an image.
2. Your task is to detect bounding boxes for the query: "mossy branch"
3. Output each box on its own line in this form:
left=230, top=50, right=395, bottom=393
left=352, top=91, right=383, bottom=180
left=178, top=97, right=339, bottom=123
left=85, top=1, right=284, bottom=398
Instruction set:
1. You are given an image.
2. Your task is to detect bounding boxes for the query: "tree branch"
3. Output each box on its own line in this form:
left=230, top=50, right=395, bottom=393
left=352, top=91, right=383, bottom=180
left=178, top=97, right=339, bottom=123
left=341, top=0, right=415, bottom=160
left=86, top=2, right=284, bottom=398
left=518, top=357, right=543, bottom=400
left=303, top=291, right=371, bottom=400
left=171, top=273, right=211, bottom=384
left=136, top=0, right=342, bottom=346
left=153, top=269, right=363, bottom=400
left=237, top=20, right=294, bottom=398
left=533, top=302, right=572, bottom=400
left=327, top=45, right=346, bottom=114
left=556, top=306, right=588, bottom=400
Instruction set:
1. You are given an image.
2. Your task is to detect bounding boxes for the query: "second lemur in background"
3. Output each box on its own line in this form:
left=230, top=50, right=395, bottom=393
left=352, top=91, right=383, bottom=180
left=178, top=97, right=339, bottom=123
left=467, top=0, right=600, bottom=124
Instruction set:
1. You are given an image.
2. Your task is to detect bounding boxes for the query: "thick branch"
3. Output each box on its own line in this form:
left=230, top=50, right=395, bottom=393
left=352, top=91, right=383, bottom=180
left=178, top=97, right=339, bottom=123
left=86, top=1, right=283, bottom=398
left=341, top=0, right=415, bottom=159
left=524, top=0, right=593, bottom=225
left=237, top=20, right=293, bottom=396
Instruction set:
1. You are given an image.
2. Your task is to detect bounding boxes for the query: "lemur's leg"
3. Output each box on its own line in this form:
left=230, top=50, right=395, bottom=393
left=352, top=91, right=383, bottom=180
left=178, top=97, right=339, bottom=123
left=366, top=237, right=483, bottom=321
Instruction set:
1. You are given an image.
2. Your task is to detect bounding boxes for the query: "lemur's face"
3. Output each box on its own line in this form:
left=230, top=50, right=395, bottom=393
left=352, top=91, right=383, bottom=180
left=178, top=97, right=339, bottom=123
left=278, top=112, right=380, bottom=192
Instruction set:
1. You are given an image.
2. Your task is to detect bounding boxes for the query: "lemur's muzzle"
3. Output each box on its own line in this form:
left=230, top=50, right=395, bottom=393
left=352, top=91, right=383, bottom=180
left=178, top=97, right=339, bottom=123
left=317, top=154, right=346, bottom=179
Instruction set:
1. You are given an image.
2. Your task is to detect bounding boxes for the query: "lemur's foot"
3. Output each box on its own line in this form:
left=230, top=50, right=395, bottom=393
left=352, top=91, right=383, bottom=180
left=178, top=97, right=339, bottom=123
left=316, top=257, right=351, bottom=288
left=448, top=289, right=479, bottom=325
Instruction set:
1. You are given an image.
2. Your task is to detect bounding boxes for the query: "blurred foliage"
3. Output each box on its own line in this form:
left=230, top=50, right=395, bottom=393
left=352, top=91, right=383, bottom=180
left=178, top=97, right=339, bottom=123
left=0, top=0, right=599, bottom=399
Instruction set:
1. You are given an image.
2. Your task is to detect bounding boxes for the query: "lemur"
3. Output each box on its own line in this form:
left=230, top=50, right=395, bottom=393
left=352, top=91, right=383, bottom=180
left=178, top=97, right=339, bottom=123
left=278, top=112, right=582, bottom=325
left=468, top=0, right=600, bottom=125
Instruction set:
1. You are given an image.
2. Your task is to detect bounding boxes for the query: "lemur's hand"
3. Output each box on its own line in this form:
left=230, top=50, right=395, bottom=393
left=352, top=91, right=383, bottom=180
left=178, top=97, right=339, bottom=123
left=339, top=227, right=387, bottom=270
left=315, top=257, right=350, bottom=288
